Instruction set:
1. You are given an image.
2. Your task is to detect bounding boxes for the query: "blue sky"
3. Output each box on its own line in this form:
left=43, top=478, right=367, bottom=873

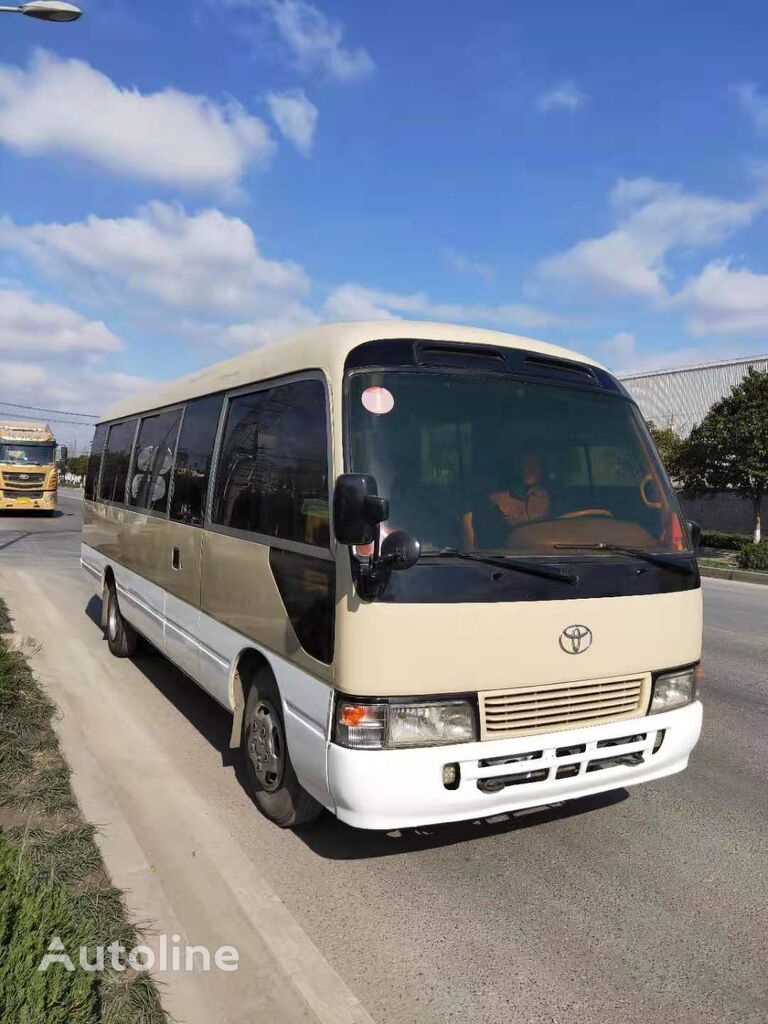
left=2, top=0, right=768, bottom=448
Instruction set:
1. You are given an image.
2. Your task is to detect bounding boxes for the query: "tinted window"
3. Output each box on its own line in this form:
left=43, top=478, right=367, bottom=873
left=128, top=409, right=182, bottom=514
left=349, top=372, right=687, bottom=554
left=170, top=395, right=223, bottom=527
left=99, top=420, right=137, bottom=503
left=212, top=380, right=329, bottom=547
left=84, top=424, right=108, bottom=500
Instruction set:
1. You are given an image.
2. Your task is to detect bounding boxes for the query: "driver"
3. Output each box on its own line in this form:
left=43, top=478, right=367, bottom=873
left=462, top=454, right=550, bottom=551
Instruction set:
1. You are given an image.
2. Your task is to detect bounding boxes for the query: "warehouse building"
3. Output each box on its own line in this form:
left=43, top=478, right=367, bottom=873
left=620, top=353, right=768, bottom=534
left=619, top=353, right=768, bottom=437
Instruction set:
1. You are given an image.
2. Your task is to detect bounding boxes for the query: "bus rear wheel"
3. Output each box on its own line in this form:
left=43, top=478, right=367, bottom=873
left=241, top=668, right=323, bottom=828
left=105, top=582, right=137, bottom=658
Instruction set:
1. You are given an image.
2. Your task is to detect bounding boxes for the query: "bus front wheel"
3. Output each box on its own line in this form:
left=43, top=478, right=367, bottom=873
left=105, top=582, right=138, bottom=658
left=241, top=668, right=323, bottom=828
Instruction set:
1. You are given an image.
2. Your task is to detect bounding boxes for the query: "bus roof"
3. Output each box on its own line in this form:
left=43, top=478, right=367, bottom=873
left=0, top=421, right=54, bottom=442
left=101, top=320, right=604, bottom=423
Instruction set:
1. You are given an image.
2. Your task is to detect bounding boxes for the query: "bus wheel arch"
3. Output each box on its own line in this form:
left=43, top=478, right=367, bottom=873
left=100, top=566, right=115, bottom=629
left=235, top=653, right=323, bottom=828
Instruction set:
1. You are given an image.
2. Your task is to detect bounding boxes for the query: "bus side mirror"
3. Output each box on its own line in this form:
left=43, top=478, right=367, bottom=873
left=687, top=520, right=702, bottom=549
left=333, top=473, right=390, bottom=546
left=380, top=530, right=421, bottom=571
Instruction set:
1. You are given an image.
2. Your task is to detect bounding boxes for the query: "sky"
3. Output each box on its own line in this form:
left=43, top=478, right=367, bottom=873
left=3, top=0, right=768, bottom=450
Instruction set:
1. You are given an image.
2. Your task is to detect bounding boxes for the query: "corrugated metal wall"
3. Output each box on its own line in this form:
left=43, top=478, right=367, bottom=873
left=620, top=356, right=768, bottom=436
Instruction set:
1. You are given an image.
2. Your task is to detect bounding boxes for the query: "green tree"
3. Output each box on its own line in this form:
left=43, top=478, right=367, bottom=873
left=65, top=455, right=89, bottom=477
left=647, top=420, right=684, bottom=477
left=676, top=368, right=768, bottom=543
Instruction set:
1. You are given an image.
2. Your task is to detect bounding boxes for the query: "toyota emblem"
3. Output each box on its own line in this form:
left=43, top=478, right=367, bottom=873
left=559, top=624, right=593, bottom=655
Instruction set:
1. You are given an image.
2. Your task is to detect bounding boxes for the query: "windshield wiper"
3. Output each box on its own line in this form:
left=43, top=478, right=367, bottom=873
left=422, top=549, right=579, bottom=585
left=553, top=543, right=695, bottom=576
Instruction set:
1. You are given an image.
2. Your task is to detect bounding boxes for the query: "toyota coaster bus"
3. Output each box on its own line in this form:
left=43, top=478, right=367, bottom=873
left=81, top=321, right=703, bottom=830
left=0, top=421, right=58, bottom=514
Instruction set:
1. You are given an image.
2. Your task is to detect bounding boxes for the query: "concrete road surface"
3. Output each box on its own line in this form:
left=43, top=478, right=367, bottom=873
left=1, top=490, right=766, bottom=1024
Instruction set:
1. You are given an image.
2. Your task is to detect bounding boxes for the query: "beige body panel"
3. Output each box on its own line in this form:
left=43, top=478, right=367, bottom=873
left=84, top=502, right=333, bottom=685
left=200, top=531, right=333, bottom=684
left=335, top=587, right=702, bottom=697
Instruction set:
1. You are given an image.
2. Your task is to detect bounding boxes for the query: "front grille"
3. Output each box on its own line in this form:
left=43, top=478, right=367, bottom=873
left=479, top=674, right=650, bottom=739
left=3, top=491, right=44, bottom=500
left=3, top=472, right=46, bottom=486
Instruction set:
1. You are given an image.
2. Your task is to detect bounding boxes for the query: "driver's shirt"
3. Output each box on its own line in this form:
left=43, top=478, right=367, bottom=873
left=469, top=484, right=550, bottom=550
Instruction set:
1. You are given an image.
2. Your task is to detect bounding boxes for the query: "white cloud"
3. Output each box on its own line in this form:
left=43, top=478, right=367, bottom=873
left=733, top=82, right=768, bottom=133
left=0, top=202, right=310, bottom=317
left=537, top=80, right=586, bottom=112
left=597, top=330, right=717, bottom=375
left=0, top=289, right=122, bottom=354
left=600, top=331, right=636, bottom=369
left=323, top=283, right=570, bottom=331
left=1, top=361, right=46, bottom=389
left=266, top=0, right=375, bottom=80
left=3, top=364, right=156, bottom=449
left=266, top=88, right=318, bottom=154
left=674, top=260, right=768, bottom=336
left=538, top=178, right=763, bottom=299
left=0, top=50, right=274, bottom=192
left=189, top=303, right=320, bottom=350
left=220, top=0, right=374, bottom=81
left=443, top=247, right=495, bottom=282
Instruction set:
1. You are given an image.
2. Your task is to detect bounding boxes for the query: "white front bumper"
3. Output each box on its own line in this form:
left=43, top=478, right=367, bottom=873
left=327, top=701, right=702, bottom=830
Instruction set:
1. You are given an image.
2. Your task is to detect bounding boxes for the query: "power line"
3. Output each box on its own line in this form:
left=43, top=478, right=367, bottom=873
left=0, top=411, right=96, bottom=427
left=0, top=399, right=99, bottom=419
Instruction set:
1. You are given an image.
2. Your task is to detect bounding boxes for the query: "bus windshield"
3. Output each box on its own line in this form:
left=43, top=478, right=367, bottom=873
left=0, top=443, right=56, bottom=466
left=348, top=371, right=689, bottom=556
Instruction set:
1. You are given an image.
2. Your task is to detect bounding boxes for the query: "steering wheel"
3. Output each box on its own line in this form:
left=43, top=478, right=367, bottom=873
left=639, top=474, right=663, bottom=509
left=559, top=509, right=614, bottom=520
left=503, top=509, right=614, bottom=533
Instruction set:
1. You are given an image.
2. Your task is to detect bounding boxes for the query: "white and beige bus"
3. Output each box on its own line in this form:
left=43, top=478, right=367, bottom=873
left=82, top=321, right=703, bottom=830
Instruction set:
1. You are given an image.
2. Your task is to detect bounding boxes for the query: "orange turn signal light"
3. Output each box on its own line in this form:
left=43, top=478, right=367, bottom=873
left=340, top=704, right=369, bottom=727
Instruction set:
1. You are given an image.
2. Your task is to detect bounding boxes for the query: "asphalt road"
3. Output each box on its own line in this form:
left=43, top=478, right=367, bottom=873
left=1, top=490, right=766, bottom=1024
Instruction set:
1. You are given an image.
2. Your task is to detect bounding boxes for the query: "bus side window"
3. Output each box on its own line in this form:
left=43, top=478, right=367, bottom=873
left=169, top=395, right=224, bottom=527
left=128, top=409, right=182, bottom=514
left=211, top=379, right=330, bottom=547
left=99, top=420, right=138, bottom=504
left=85, top=423, right=108, bottom=500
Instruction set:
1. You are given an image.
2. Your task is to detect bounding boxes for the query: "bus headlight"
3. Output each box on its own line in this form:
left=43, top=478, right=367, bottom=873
left=335, top=699, right=476, bottom=750
left=649, top=666, right=699, bottom=714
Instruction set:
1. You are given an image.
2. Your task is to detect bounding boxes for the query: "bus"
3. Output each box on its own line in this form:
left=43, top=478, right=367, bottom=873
left=81, top=321, right=703, bottom=830
left=0, top=421, right=58, bottom=514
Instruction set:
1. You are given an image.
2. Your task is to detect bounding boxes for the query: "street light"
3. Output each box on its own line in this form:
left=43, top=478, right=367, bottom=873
left=0, top=2, right=82, bottom=20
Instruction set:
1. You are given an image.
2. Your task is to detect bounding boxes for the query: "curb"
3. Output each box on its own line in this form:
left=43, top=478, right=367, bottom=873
left=699, top=564, right=768, bottom=586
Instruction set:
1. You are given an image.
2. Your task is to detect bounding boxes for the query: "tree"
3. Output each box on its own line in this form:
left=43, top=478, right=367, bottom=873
left=64, top=455, right=89, bottom=477
left=675, top=368, right=768, bottom=543
left=647, top=420, right=684, bottom=478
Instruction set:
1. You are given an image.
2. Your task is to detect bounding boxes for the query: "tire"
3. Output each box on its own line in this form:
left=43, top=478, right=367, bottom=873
left=241, top=668, right=323, bottom=828
left=105, top=582, right=138, bottom=658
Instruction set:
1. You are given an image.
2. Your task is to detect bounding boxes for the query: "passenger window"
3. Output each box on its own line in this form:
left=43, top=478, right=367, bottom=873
left=211, top=379, right=330, bottom=547
left=128, top=409, right=182, bottom=514
left=170, top=395, right=223, bottom=527
left=99, top=420, right=137, bottom=503
left=85, top=423, right=108, bottom=500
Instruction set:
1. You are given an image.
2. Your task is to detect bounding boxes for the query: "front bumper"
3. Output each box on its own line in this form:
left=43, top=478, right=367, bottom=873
left=327, top=701, right=702, bottom=830
left=0, top=490, right=56, bottom=511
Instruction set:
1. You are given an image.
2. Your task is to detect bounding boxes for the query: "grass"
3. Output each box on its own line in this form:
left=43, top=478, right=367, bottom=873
left=0, top=596, right=167, bottom=1023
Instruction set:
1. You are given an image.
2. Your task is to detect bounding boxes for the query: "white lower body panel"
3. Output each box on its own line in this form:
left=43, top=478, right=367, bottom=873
left=80, top=544, right=334, bottom=809
left=328, top=701, right=703, bottom=830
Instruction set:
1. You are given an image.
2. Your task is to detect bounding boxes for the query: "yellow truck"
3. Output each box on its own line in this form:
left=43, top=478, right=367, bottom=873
left=0, top=421, right=58, bottom=514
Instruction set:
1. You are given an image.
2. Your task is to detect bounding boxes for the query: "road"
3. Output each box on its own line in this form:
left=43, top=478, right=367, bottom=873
left=1, top=490, right=766, bottom=1024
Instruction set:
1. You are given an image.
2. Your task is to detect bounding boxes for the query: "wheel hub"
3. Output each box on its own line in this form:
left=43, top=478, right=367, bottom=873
left=247, top=700, right=284, bottom=792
